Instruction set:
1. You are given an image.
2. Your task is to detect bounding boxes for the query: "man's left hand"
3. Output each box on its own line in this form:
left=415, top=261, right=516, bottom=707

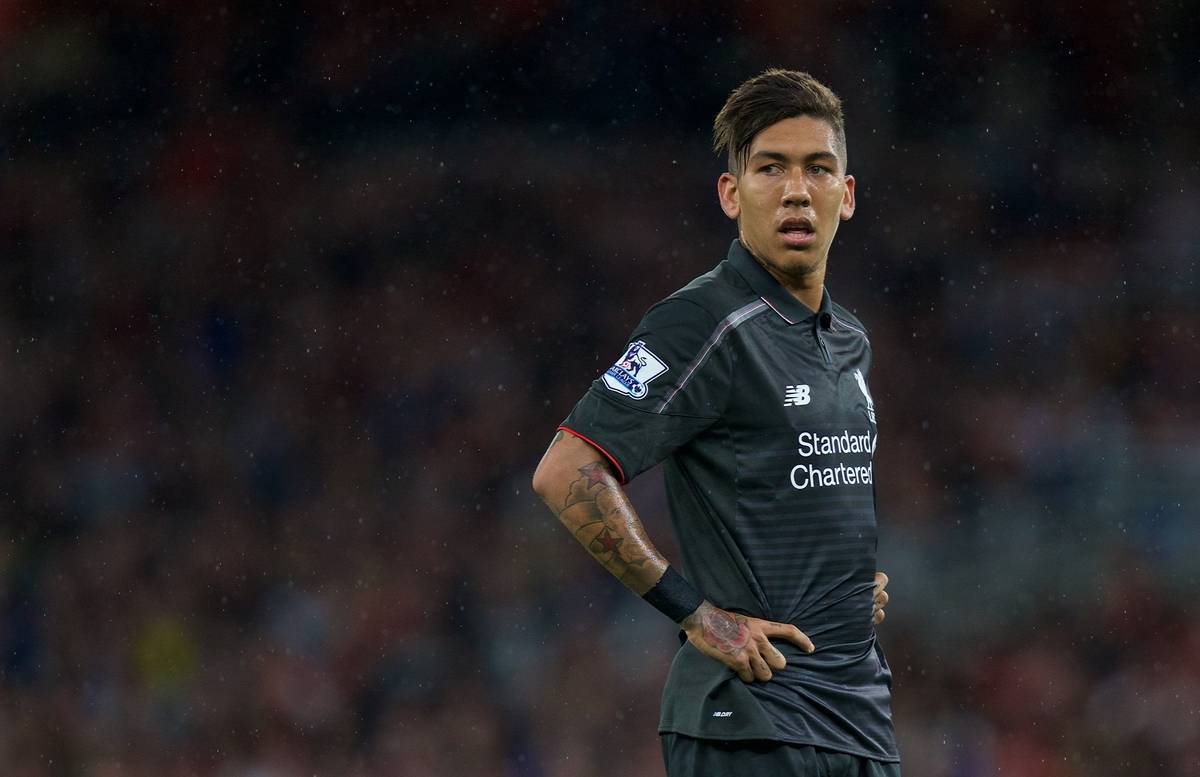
left=872, top=571, right=889, bottom=625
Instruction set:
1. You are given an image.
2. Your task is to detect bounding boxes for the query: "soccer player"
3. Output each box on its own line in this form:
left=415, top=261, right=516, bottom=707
left=532, top=69, right=900, bottom=776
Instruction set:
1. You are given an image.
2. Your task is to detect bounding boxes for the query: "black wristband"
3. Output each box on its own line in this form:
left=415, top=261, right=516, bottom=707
left=642, top=566, right=703, bottom=624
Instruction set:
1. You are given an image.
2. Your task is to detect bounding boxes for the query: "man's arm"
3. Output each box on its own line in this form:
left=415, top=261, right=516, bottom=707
left=531, top=431, right=667, bottom=592
left=532, top=431, right=815, bottom=683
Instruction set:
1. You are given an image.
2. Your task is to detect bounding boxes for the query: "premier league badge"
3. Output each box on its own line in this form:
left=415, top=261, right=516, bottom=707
left=603, top=341, right=668, bottom=399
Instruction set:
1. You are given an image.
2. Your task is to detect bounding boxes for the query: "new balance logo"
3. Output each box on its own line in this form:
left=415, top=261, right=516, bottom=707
left=712, top=711, right=733, bottom=718
left=783, top=385, right=811, bottom=406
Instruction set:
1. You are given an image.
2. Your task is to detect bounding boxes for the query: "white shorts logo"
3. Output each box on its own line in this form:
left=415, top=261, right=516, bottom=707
left=603, top=340, right=668, bottom=399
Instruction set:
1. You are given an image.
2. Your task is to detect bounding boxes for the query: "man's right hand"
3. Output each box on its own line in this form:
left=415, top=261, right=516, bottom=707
left=681, top=601, right=815, bottom=683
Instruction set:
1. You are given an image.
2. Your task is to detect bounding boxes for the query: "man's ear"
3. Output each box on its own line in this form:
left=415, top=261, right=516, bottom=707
left=717, top=172, right=740, bottom=220
left=840, top=174, right=856, bottom=221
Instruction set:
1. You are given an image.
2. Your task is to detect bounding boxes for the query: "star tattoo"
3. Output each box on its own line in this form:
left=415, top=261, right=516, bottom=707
left=592, top=527, right=624, bottom=555
left=580, top=462, right=607, bottom=487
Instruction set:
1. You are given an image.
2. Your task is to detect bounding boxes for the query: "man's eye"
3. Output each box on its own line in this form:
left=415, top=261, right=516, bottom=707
left=761, top=163, right=782, bottom=173
left=807, top=165, right=830, bottom=176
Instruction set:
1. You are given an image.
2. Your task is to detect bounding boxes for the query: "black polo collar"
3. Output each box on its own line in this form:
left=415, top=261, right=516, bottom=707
left=726, top=239, right=833, bottom=327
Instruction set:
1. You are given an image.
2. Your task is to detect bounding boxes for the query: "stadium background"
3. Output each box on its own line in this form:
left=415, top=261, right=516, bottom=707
left=2, top=2, right=1198, bottom=775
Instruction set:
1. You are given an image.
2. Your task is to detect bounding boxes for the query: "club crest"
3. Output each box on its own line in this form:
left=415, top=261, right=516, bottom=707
left=854, top=368, right=876, bottom=424
left=603, top=340, right=668, bottom=399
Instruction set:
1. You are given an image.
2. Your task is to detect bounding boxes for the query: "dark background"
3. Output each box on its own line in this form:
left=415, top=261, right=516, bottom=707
left=2, top=1, right=1198, bottom=775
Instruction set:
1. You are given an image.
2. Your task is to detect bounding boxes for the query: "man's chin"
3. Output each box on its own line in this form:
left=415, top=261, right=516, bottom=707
left=770, top=251, right=822, bottom=278
left=744, top=239, right=824, bottom=282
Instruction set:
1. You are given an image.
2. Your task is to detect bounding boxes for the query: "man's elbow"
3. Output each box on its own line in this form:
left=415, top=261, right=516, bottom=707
left=532, top=444, right=563, bottom=499
left=531, top=457, right=553, bottom=499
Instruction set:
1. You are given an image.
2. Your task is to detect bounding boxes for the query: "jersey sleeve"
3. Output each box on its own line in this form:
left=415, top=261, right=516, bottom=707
left=559, top=298, right=731, bottom=483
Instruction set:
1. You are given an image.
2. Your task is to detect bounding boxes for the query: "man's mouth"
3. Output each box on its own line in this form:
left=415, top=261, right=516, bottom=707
left=779, top=218, right=816, bottom=247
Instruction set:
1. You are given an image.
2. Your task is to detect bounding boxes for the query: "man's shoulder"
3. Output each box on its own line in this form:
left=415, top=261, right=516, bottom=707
left=648, top=260, right=756, bottom=331
left=830, top=300, right=871, bottom=336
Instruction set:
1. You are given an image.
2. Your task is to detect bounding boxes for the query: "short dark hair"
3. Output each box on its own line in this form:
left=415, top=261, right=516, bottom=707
left=712, top=69, right=847, bottom=176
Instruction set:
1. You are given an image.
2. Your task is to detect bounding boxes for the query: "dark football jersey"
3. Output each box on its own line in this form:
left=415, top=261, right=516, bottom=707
left=560, top=239, right=898, bottom=762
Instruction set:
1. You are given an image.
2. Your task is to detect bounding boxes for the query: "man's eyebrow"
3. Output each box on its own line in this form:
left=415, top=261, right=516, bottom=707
left=748, top=150, right=791, bottom=163
left=748, top=149, right=840, bottom=166
left=804, top=151, right=840, bottom=165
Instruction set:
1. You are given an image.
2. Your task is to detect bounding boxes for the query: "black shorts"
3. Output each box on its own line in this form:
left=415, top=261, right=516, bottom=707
left=661, top=733, right=901, bottom=777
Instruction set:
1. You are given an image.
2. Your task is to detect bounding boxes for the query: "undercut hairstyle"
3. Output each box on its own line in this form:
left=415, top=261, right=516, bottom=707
left=713, top=69, right=847, bottom=176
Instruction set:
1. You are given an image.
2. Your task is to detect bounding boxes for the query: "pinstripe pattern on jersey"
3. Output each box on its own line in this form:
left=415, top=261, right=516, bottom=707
left=734, top=427, right=878, bottom=637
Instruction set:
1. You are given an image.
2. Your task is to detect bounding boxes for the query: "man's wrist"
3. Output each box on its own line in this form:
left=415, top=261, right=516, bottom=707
left=642, top=566, right=703, bottom=624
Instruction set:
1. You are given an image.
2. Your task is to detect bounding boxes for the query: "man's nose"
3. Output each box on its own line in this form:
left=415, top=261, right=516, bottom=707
left=782, top=169, right=811, bottom=207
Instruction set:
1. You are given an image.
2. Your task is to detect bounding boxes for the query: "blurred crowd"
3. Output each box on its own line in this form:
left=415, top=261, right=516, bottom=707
left=1, top=1, right=1197, bottom=775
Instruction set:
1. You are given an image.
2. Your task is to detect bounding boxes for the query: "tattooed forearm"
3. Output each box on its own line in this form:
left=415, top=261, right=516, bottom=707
left=546, top=461, right=602, bottom=523
left=550, top=461, right=666, bottom=595
left=683, top=602, right=750, bottom=655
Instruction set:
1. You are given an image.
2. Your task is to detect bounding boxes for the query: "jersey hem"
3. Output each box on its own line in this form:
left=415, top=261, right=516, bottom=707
left=556, top=425, right=628, bottom=484
left=655, top=725, right=901, bottom=763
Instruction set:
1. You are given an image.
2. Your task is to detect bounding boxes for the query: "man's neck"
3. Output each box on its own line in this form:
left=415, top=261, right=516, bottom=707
left=746, top=246, right=826, bottom=313
left=777, top=273, right=824, bottom=313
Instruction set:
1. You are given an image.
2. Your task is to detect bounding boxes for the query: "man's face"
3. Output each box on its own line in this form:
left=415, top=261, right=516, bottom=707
left=717, top=115, right=855, bottom=286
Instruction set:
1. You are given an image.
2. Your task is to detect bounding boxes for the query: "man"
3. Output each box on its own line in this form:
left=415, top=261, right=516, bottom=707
left=532, top=69, right=900, bottom=776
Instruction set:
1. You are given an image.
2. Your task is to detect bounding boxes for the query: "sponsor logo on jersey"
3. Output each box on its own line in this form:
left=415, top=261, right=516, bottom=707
left=789, top=429, right=877, bottom=490
left=603, top=340, right=668, bottom=399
